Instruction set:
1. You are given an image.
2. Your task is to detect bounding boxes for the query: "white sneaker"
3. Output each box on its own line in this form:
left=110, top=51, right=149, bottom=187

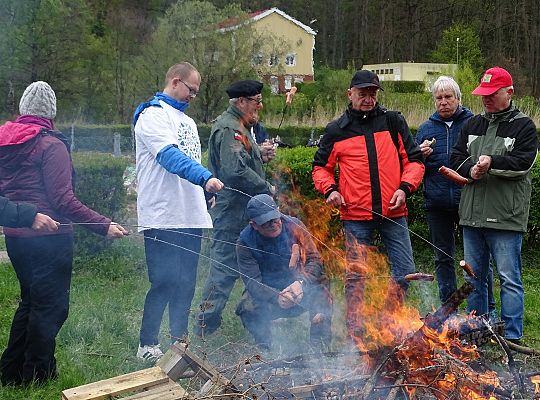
left=136, top=344, right=164, bottom=362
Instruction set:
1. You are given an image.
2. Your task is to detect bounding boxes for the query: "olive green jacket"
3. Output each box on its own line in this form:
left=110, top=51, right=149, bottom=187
left=450, top=105, right=538, bottom=232
left=207, top=105, right=272, bottom=229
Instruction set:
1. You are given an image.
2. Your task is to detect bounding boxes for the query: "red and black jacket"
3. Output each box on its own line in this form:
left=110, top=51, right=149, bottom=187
left=312, top=104, right=424, bottom=221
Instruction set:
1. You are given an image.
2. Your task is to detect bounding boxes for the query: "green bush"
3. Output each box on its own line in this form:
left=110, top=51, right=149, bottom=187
left=382, top=80, right=425, bottom=93
left=268, top=147, right=540, bottom=248
left=269, top=146, right=318, bottom=197
left=267, top=147, right=344, bottom=277
left=527, top=160, right=540, bottom=244
left=72, top=153, right=130, bottom=256
left=60, top=123, right=539, bottom=154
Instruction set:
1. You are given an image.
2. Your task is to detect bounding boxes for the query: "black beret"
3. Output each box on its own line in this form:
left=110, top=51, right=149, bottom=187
left=226, top=80, right=263, bottom=99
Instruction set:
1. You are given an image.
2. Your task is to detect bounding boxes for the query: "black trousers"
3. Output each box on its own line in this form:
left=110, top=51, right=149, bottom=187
left=0, top=234, right=73, bottom=385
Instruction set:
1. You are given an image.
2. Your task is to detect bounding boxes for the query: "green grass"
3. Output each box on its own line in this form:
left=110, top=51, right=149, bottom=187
left=0, top=232, right=539, bottom=399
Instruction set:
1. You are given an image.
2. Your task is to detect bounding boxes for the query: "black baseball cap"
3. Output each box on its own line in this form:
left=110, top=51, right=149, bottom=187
left=350, top=70, right=383, bottom=90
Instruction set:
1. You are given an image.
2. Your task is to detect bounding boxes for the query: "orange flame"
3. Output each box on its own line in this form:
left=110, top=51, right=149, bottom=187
left=275, top=189, right=503, bottom=399
left=531, top=374, right=540, bottom=393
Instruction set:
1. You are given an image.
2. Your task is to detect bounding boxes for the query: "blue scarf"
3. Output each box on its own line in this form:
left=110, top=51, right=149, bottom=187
left=133, top=92, right=189, bottom=126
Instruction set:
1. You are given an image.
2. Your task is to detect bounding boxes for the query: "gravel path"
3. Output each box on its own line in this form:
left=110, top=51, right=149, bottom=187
left=0, top=250, right=9, bottom=263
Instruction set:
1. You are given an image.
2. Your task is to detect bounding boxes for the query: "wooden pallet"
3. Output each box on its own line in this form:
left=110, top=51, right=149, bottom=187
left=62, top=342, right=233, bottom=400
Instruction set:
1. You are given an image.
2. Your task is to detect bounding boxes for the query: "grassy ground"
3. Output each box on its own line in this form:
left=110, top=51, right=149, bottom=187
left=0, top=231, right=539, bottom=399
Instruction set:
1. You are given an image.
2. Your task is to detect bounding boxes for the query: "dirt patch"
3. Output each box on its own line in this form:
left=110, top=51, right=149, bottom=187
left=0, top=250, right=10, bottom=263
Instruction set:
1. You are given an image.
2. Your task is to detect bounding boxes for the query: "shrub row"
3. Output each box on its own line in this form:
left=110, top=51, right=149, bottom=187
left=268, top=147, right=540, bottom=247
left=380, top=80, right=425, bottom=93
left=61, top=123, right=540, bottom=154
left=61, top=124, right=420, bottom=152
left=72, top=153, right=130, bottom=255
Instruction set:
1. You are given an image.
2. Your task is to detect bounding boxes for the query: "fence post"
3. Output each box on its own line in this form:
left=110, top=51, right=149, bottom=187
left=113, top=132, right=121, bottom=157
left=70, top=124, right=75, bottom=152
left=131, top=126, right=136, bottom=155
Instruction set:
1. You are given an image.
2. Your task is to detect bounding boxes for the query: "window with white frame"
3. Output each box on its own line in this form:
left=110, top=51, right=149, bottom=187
left=252, top=53, right=263, bottom=66
left=285, top=53, right=296, bottom=66
left=269, top=76, right=279, bottom=94
left=284, top=76, right=292, bottom=90
left=269, top=54, right=279, bottom=66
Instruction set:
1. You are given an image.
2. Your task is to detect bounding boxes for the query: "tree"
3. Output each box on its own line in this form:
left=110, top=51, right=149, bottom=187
left=0, top=0, right=92, bottom=120
left=430, top=23, right=485, bottom=72
left=133, top=0, right=285, bottom=123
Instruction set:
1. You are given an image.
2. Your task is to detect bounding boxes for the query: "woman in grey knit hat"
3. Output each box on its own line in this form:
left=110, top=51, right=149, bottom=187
left=0, top=81, right=127, bottom=385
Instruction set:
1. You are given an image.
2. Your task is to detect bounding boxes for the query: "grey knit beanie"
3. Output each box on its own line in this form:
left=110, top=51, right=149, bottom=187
left=19, top=81, right=57, bottom=119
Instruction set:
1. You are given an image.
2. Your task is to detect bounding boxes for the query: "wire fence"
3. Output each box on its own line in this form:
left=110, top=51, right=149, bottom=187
left=66, top=125, right=135, bottom=157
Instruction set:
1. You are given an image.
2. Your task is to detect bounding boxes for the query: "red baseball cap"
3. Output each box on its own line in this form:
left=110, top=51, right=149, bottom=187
left=472, top=67, right=513, bottom=96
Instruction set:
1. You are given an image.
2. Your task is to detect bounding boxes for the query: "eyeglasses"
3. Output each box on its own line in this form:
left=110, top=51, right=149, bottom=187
left=245, top=97, right=263, bottom=105
left=179, top=79, right=199, bottom=98
left=260, top=218, right=281, bottom=229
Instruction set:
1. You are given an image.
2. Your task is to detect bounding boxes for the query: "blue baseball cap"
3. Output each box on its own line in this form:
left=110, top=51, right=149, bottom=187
left=247, top=194, right=281, bottom=225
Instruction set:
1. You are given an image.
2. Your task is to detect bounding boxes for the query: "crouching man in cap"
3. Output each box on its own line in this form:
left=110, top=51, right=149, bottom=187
left=235, top=194, right=332, bottom=350
left=450, top=66, right=538, bottom=344
left=195, top=80, right=275, bottom=336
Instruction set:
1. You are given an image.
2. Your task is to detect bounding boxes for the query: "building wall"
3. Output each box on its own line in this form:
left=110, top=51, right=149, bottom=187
left=363, top=62, right=457, bottom=83
left=252, top=13, right=314, bottom=78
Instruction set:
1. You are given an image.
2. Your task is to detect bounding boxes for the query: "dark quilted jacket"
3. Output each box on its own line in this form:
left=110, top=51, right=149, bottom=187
left=415, top=107, right=473, bottom=210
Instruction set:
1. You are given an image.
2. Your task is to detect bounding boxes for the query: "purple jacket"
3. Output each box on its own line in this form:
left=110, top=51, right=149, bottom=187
left=0, top=115, right=110, bottom=237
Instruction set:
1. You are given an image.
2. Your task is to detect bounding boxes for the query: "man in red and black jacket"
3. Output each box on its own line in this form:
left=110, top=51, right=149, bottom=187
left=312, top=70, right=424, bottom=339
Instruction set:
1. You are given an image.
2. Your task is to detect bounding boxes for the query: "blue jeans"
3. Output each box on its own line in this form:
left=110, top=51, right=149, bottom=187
left=343, top=218, right=415, bottom=332
left=463, top=227, right=524, bottom=339
left=426, top=209, right=496, bottom=310
left=140, top=228, right=201, bottom=345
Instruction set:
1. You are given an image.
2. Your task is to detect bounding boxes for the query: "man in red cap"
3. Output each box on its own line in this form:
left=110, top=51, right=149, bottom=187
left=450, top=66, right=538, bottom=344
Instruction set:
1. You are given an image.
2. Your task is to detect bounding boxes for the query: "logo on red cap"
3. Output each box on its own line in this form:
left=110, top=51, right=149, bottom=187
left=472, top=67, right=513, bottom=96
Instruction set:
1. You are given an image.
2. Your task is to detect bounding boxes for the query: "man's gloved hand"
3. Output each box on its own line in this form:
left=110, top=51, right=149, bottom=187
left=278, top=280, right=304, bottom=309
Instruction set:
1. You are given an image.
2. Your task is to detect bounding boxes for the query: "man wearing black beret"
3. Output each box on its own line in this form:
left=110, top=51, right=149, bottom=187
left=195, top=80, right=275, bottom=336
left=225, top=79, right=263, bottom=99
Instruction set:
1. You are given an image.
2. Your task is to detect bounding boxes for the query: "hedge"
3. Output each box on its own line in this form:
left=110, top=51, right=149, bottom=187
left=72, top=153, right=130, bottom=255
left=267, top=147, right=540, bottom=253
left=381, top=81, right=425, bottom=93
left=62, top=124, right=540, bottom=155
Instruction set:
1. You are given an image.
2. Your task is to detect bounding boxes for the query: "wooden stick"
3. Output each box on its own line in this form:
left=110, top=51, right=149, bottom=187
left=504, top=340, right=540, bottom=356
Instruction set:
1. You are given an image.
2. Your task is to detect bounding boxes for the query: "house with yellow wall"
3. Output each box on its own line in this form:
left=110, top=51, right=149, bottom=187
left=363, top=62, right=457, bottom=90
left=222, top=7, right=316, bottom=94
